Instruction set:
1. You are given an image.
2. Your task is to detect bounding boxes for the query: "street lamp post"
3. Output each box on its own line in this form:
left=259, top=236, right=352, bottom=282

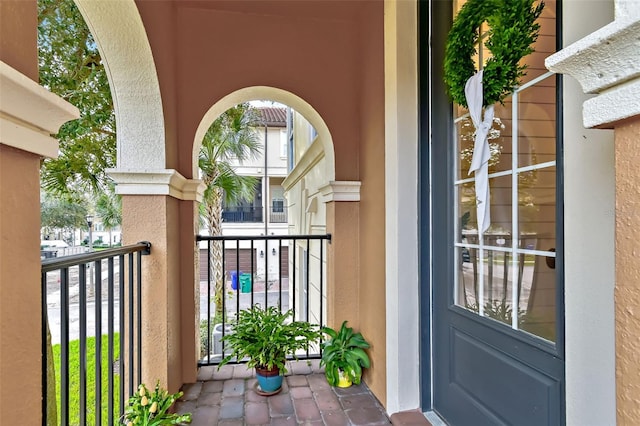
left=86, top=215, right=93, bottom=253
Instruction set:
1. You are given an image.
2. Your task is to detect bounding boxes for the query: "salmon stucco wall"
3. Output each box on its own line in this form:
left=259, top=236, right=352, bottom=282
left=357, top=0, right=387, bottom=405
left=121, top=195, right=187, bottom=392
left=0, top=145, right=43, bottom=426
left=0, top=3, right=46, bottom=424
left=615, top=117, right=640, bottom=425
left=0, top=0, right=38, bottom=80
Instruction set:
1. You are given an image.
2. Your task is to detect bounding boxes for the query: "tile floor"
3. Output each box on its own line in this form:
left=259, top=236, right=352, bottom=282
left=175, top=360, right=393, bottom=425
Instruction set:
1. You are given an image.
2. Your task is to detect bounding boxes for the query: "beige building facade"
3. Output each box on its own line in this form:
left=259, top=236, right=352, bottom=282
left=0, top=0, right=639, bottom=424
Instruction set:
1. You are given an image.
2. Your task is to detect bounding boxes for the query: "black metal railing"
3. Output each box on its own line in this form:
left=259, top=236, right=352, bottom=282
left=41, top=242, right=151, bottom=426
left=268, top=206, right=288, bottom=223
left=221, top=206, right=263, bottom=223
left=196, top=234, right=331, bottom=366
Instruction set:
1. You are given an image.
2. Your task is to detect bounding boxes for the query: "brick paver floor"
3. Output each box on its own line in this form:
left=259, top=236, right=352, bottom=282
left=176, top=360, right=392, bottom=425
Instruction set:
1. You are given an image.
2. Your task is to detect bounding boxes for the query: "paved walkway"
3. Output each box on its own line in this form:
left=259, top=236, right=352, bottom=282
left=175, top=360, right=392, bottom=425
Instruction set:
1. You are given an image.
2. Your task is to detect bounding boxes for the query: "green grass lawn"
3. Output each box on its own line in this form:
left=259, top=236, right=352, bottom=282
left=52, top=334, right=121, bottom=425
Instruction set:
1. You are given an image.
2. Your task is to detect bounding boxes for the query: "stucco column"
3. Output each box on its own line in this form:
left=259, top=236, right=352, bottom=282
left=0, top=58, right=79, bottom=424
left=615, top=120, right=640, bottom=424
left=546, top=2, right=640, bottom=423
left=109, top=170, right=204, bottom=392
left=321, top=182, right=361, bottom=329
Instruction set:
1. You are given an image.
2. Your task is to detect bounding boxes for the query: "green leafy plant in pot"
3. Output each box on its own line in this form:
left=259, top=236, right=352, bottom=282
left=219, top=305, right=321, bottom=395
left=320, top=321, right=371, bottom=387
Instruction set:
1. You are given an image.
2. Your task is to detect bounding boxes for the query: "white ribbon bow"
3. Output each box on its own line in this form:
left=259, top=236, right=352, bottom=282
left=465, top=70, right=494, bottom=235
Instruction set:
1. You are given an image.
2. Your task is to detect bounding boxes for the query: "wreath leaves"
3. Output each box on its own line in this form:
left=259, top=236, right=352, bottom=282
left=444, top=0, right=544, bottom=108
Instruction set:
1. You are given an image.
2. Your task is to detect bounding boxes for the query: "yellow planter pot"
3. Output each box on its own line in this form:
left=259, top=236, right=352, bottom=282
left=337, top=370, right=352, bottom=388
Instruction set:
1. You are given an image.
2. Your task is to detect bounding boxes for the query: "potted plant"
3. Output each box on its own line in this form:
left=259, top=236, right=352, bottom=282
left=320, top=321, right=371, bottom=388
left=219, top=305, right=321, bottom=395
left=121, top=382, right=192, bottom=425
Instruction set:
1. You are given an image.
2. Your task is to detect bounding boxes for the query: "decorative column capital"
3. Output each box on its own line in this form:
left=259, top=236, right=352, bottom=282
left=319, top=181, right=361, bottom=203
left=107, top=169, right=205, bottom=202
left=546, top=15, right=640, bottom=128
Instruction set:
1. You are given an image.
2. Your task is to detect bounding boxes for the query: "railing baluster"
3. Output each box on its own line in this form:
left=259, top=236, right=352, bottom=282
left=79, top=264, right=87, bottom=426
left=137, top=251, right=142, bottom=388
left=292, top=239, right=297, bottom=321
left=61, top=267, right=70, bottom=426
left=235, top=240, right=240, bottom=319
left=128, top=252, right=134, bottom=398
left=95, top=259, right=102, bottom=426
left=118, top=254, right=125, bottom=420
left=207, top=240, right=212, bottom=364
left=108, top=257, right=115, bottom=426
left=250, top=240, right=255, bottom=307
left=41, top=272, right=47, bottom=426
left=221, top=242, right=227, bottom=358
left=305, top=240, right=311, bottom=357
left=278, top=239, right=282, bottom=311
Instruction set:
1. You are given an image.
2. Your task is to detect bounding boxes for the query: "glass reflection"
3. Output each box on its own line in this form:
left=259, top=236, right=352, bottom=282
left=519, top=166, right=556, bottom=246
left=519, top=255, right=557, bottom=342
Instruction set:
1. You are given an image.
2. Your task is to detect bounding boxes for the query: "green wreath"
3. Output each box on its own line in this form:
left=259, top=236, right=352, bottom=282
left=444, top=0, right=544, bottom=108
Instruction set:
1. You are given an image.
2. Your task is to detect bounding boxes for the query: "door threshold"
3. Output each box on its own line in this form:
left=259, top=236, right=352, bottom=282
left=424, top=410, right=448, bottom=426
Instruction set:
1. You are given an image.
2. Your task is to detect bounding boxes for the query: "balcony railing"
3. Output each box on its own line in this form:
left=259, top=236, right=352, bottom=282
left=41, top=242, right=151, bottom=426
left=196, top=234, right=331, bottom=366
left=221, top=206, right=289, bottom=224
left=222, top=206, right=263, bottom=223
left=269, top=206, right=288, bottom=223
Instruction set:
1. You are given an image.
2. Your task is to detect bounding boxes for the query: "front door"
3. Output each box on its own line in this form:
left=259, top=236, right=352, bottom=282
left=424, top=1, right=565, bottom=424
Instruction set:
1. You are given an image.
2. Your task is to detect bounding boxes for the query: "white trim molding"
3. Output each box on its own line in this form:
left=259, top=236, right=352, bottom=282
left=282, top=136, right=325, bottom=192
left=0, top=61, right=79, bottom=158
left=319, top=181, right=361, bottom=203
left=384, top=0, right=420, bottom=415
left=108, top=169, right=205, bottom=202
left=546, top=6, right=640, bottom=128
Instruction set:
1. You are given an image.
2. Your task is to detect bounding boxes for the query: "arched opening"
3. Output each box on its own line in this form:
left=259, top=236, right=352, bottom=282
left=193, top=89, right=338, bottom=364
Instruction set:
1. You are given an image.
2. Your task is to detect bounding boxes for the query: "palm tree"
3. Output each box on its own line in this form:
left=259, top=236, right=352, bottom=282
left=199, top=103, right=262, bottom=317
left=95, top=185, right=122, bottom=247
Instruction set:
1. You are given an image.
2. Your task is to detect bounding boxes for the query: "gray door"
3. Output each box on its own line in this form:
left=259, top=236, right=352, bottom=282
left=423, top=1, right=565, bottom=424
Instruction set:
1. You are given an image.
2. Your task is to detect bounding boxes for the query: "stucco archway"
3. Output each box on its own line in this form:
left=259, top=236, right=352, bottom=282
left=74, top=0, right=166, bottom=170
left=192, top=86, right=336, bottom=181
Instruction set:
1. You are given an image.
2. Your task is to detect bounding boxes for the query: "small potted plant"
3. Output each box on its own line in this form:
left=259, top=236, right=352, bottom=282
left=320, top=321, right=371, bottom=388
left=121, top=382, right=192, bottom=425
left=219, top=305, right=321, bottom=395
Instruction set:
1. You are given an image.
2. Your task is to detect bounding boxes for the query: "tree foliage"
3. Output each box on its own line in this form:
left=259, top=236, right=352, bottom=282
left=40, top=193, right=89, bottom=241
left=38, top=0, right=116, bottom=198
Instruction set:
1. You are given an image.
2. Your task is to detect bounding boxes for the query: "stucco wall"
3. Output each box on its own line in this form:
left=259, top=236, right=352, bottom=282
left=615, top=117, right=640, bottom=425
left=357, top=0, right=387, bottom=405
left=0, top=0, right=38, bottom=80
left=121, top=195, right=191, bottom=391
left=0, top=3, right=48, bottom=424
left=135, top=1, right=362, bottom=182
left=0, top=145, right=43, bottom=426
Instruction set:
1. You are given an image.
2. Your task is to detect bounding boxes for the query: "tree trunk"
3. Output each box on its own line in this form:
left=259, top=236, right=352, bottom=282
left=206, top=187, right=225, bottom=319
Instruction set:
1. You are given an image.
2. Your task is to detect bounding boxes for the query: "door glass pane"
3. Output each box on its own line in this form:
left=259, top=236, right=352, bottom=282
left=519, top=166, right=556, bottom=247
left=451, top=0, right=558, bottom=344
left=519, top=254, right=557, bottom=342
left=457, top=182, right=477, bottom=243
left=488, top=175, right=512, bottom=236
left=483, top=249, right=514, bottom=327
left=456, top=246, right=479, bottom=313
